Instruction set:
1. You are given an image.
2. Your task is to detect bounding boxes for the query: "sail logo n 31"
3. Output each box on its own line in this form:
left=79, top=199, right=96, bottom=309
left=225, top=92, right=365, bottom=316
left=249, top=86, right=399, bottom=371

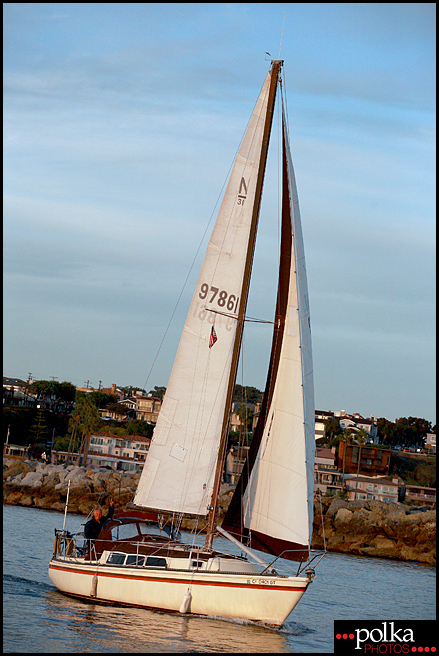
left=237, top=177, right=248, bottom=205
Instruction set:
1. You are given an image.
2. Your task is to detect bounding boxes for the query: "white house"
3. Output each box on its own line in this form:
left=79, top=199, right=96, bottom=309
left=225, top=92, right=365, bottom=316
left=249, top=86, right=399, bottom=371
left=53, top=432, right=151, bottom=471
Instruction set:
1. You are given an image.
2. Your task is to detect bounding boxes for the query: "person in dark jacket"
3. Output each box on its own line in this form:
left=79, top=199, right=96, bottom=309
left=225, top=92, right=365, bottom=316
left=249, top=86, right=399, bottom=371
left=84, top=498, right=115, bottom=550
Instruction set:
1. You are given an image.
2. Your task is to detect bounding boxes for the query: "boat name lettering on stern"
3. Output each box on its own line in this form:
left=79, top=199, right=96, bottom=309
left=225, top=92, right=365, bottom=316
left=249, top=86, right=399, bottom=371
left=247, top=579, right=276, bottom=585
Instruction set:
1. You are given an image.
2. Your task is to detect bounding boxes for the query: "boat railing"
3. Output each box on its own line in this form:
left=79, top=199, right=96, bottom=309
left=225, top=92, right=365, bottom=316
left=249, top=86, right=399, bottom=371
left=52, top=527, right=195, bottom=562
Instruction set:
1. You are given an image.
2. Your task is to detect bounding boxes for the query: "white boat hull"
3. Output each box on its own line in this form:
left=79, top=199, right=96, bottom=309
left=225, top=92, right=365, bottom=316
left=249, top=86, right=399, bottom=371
left=49, top=558, right=309, bottom=626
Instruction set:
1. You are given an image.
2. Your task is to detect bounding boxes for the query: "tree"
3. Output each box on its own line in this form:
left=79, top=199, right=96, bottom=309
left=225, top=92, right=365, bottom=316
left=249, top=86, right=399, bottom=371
left=377, top=418, right=397, bottom=445
left=324, top=416, right=342, bottom=441
left=87, top=391, right=115, bottom=408
left=67, top=393, right=100, bottom=465
left=378, top=416, right=432, bottom=448
left=148, top=386, right=166, bottom=400
left=355, top=428, right=369, bottom=444
left=106, top=402, right=128, bottom=418
left=126, top=419, right=154, bottom=438
left=120, top=385, right=146, bottom=397
left=394, top=417, right=432, bottom=447
left=234, top=385, right=262, bottom=405
left=58, top=381, right=76, bottom=402
left=235, top=403, right=254, bottom=433
left=29, top=408, right=48, bottom=444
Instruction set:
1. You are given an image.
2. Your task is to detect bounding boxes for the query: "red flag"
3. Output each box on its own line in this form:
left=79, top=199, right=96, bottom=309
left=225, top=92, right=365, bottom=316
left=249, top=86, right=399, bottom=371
left=209, top=326, right=218, bottom=348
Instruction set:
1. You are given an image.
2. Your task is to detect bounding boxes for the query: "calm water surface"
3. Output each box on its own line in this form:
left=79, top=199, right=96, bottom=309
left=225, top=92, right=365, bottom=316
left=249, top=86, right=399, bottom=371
left=3, top=505, right=436, bottom=652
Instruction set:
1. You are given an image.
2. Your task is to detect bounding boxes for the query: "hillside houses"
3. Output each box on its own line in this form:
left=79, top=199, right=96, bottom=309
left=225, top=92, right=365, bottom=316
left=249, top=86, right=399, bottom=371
left=3, top=377, right=37, bottom=408
left=54, top=432, right=151, bottom=472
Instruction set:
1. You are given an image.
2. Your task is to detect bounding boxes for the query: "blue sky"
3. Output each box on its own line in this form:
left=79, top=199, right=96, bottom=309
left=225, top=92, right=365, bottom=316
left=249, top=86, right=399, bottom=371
left=3, top=3, right=436, bottom=424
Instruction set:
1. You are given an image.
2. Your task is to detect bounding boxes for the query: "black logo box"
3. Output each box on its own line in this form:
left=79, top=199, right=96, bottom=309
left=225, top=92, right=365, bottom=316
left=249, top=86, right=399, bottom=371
left=334, top=620, right=437, bottom=654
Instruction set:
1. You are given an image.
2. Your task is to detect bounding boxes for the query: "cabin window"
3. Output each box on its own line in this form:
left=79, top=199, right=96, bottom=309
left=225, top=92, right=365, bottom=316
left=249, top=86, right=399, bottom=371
left=107, top=553, right=126, bottom=565
left=144, top=557, right=167, bottom=568
left=191, top=561, right=204, bottom=568
left=125, top=555, right=145, bottom=567
left=138, top=522, right=162, bottom=536
left=110, top=523, right=139, bottom=541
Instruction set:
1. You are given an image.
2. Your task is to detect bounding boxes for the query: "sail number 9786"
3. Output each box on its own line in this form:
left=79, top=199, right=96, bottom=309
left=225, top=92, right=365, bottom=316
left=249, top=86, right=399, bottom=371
left=199, top=283, right=239, bottom=313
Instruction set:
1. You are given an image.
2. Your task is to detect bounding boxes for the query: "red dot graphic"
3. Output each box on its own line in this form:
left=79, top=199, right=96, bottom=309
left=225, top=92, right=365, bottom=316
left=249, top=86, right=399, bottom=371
left=336, top=634, right=341, bottom=639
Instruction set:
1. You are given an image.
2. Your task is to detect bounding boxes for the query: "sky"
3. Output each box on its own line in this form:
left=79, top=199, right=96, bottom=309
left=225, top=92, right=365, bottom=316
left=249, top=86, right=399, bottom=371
left=3, top=3, right=436, bottom=425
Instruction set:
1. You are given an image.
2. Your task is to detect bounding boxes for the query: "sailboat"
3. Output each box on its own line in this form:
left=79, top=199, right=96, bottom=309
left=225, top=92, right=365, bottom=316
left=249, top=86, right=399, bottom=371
left=49, top=60, right=319, bottom=627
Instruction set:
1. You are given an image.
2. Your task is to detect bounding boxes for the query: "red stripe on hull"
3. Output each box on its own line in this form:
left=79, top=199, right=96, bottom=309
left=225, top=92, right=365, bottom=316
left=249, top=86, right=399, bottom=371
left=49, top=563, right=307, bottom=592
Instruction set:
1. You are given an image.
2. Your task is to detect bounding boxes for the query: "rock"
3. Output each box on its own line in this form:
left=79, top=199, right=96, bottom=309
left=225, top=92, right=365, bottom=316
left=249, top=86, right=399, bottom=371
left=58, top=469, right=69, bottom=484
left=326, top=497, right=351, bottom=516
left=3, top=460, right=35, bottom=480
left=334, top=508, right=353, bottom=525
left=20, top=494, right=34, bottom=506
left=4, top=490, right=23, bottom=504
left=20, top=472, right=44, bottom=488
left=39, top=472, right=61, bottom=494
left=50, top=501, right=67, bottom=512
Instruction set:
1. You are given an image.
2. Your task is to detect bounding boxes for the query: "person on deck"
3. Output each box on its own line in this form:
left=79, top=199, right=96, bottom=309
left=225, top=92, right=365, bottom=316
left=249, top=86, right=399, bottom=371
left=84, top=498, right=115, bottom=551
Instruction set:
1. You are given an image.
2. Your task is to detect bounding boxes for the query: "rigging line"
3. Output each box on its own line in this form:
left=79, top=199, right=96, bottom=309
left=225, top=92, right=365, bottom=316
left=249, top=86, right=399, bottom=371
left=278, top=5, right=286, bottom=60
left=142, top=157, right=239, bottom=394
left=206, top=308, right=274, bottom=324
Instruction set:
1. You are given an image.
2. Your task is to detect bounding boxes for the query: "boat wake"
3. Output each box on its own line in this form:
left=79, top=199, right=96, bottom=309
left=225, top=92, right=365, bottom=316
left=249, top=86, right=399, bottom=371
left=3, top=573, right=53, bottom=596
left=197, top=613, right=314, bottom=635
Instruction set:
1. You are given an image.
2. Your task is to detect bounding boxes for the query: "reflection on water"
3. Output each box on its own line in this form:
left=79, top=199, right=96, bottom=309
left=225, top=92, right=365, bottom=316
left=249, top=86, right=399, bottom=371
left=44, top=589, right=300, bottom=653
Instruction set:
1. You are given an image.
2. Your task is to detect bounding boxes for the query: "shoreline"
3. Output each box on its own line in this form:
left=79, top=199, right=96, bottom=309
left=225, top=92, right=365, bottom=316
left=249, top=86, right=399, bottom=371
left=3, top=457, right=436, bottom=565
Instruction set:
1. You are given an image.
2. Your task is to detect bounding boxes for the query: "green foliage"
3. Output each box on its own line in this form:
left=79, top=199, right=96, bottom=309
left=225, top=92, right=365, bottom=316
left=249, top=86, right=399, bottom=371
left=68, top=393, right=100, bottom=442
left=29, top=408, right=48, bottom=443
left=234, top=384, right=263, bottom=405
left=87, top=391, right=115, bottom=408
left=57, top=381, right=76, bottom=402
left=29, top=379, right=76, bottom=402
left=119, top=385, right=146, bottom=397
left=390, top=453, right=436, bottom=487
left=378, top=416, right=432, bottom=447
left=125, top=419, right=154, bottom=438
left=148, top=386, right=166, bottom=400
left=355, top=428, right=369, bottom=444
left=324, top=416, right=342, bottom=441
left=54, top=435, right=71, bottom=451
left=234, top=403, right=254, bottom=431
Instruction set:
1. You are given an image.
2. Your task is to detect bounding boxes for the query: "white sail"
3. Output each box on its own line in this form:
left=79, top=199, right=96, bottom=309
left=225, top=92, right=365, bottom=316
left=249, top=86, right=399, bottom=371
left=242, top=105, right=314, bottom=554
left=134, top=69, right=275, bottom=516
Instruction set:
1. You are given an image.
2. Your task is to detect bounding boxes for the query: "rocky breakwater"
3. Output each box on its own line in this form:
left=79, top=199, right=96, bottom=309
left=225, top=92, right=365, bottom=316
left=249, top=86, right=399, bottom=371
left=3, top=458, right=140, bottom=516
left=2, top=457, right=232, bottom=530
left=311, top=496, right=436, bottom=565
left=3, top=460, right=436, bottom=565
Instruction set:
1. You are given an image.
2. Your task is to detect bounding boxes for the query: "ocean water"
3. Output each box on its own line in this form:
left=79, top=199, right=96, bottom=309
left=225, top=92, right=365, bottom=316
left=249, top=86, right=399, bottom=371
left=3, top=504, right=436, bottom=653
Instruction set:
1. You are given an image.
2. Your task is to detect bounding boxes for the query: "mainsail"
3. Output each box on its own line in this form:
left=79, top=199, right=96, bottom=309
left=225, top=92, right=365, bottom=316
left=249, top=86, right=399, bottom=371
left=134, top=62, right=282, bottom=517
left=221, top=94, right=314, bottom=562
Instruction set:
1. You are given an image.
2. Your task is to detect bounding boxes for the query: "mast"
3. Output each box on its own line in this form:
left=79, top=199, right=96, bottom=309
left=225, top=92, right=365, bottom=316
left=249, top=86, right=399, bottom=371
left=205, top=60, right=283, bottom=550
left=221, top=88, right=315, bottom=562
